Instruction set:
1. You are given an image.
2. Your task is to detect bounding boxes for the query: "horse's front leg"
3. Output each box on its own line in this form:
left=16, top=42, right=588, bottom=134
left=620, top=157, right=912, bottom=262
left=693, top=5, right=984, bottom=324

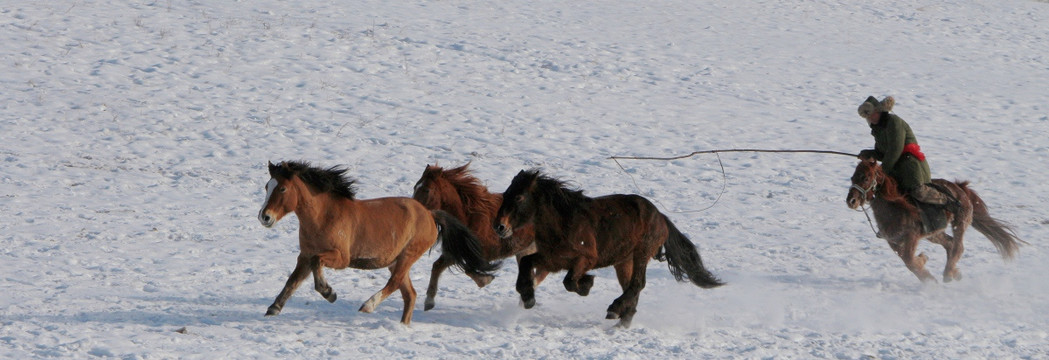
left=311, top=256, right=337, bottom=303
left=888, top=236, right=937, bottom=283
left=563, top=266, right=596, bottom=297
left=563, top=236, right=597, bottom=296
left=266, top=253, right=313, bottom=316
left=515, top=248, right=549, bottom=287
left=516, top=253, right=539, bottom=309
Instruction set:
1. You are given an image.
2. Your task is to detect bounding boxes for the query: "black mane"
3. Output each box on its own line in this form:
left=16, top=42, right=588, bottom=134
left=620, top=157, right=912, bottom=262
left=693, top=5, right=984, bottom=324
left=271, top=161, right=358, bottom=200
left=510, top=169, right=591, bottom=215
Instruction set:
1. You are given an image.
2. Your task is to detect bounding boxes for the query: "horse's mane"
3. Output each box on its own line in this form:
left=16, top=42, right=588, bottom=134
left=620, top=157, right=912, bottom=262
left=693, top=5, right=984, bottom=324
left=513, top=169, right=591, bottom=216
left=863, top=161, right=917, bottom=214
left=433, top=164, right=501, bottom=215
left=273, top=161, right=358, bottom=200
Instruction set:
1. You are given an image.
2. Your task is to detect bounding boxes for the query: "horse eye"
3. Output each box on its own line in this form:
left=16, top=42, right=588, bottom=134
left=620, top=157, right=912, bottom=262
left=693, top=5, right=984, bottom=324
left=516, top=195, right=525, bottom=203
left=280, top=187, right=287, bottom=193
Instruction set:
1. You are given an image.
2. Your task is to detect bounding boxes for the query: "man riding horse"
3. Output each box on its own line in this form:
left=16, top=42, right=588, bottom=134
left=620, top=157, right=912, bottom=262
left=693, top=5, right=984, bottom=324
left=856, top=95, right=956, bottom=232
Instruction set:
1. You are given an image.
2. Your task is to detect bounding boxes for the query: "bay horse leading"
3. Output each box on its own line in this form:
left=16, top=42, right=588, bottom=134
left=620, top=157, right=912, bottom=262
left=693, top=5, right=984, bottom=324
left=493, top=169, right=723, bottom=328
left=411, top=164, right=547, bottom=311
left=846, top=159, right=1025, bottom=283
left=256, top=161, right=499, bottom=324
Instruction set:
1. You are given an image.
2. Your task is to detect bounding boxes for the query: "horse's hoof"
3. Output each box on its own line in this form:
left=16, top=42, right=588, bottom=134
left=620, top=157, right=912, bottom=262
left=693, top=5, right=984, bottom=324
left=577, top=275, right=594, bottom=296
left=473, top=275, right=494, bottom=288
left=265, top=306, right=281, bottom=316
left=615, top=318, right=633, bottom=328
left=324, top=292, right=337, bottom=303
left=606, top=311, right=619, bottom=320
left=424, top=298, right=435, bottom=311
left=522, top=297, right=536, bottom=309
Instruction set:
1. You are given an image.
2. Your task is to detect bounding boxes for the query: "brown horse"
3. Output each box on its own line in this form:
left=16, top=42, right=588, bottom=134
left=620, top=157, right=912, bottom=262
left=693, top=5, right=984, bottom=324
left=493, top=169, right=723, bottom=328
left=846, top=159, right=1025, bottom=283
left=411, top=163, right=547, bottom=311
left=257, top=161, right=499, bottom=324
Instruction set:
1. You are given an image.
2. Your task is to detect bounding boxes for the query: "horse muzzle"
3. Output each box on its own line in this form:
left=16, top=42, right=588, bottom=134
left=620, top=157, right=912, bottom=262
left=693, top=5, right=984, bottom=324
left=258, top=209, right=276, bottom=228
left=493, top=222, right=513, bottom=239
left=846, top=196, right=861, bottom=210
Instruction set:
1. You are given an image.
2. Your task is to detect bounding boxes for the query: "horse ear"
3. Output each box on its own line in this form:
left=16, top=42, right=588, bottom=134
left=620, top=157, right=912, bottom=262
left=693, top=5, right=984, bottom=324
left=268, top=161, right=278, bottom=176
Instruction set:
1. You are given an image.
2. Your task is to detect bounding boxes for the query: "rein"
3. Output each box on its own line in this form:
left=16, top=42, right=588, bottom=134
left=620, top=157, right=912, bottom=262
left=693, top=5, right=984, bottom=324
left=850, top=172, right=882, bottom=238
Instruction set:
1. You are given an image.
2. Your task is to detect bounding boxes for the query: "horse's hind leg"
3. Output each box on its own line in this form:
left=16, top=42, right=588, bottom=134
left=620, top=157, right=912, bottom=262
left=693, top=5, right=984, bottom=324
left=607, top=257, right=648, bottom=328
left=424, top=255, right=454, bottom=311
left=942, top=226, right=966, bottom=282
left=360, top=238, right=428, bottom=324
left=613, top=260, right=634, bottom=291
left=888, top=236, right=937, bottom=283
left=266, top=253, right=314, bottom=316
left=397, top=269, right=417, bottom=324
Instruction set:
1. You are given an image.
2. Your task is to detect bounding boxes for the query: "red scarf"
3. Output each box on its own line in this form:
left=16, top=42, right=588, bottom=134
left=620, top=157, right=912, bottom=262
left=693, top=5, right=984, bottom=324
left=903, top=143, right=926, bottom=161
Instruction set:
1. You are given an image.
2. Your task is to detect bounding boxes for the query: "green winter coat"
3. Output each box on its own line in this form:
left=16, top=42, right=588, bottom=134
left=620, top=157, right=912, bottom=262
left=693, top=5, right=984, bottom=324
left=867, top=112, right=931, bottom=192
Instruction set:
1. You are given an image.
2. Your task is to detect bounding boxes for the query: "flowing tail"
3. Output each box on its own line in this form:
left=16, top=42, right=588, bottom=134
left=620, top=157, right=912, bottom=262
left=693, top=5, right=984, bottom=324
left=432, top=210, right=501, bottom=276
left=961, top=182, right=1027, bottom=259
left=661, top=216, right=724, bottom=288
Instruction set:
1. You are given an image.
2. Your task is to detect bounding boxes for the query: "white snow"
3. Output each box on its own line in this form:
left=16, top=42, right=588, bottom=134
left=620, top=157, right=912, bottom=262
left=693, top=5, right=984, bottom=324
left=2, top=0, right=1048, bottom=358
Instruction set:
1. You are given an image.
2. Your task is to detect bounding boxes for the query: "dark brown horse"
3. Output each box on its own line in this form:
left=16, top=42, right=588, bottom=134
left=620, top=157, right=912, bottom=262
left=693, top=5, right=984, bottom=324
left=257, top=161, right=499, bottom=324
left=493, top=169, right=723, bottom=328
left=411, top=164, right=547, bottom=311
left=846, top=159, right=1025, bottom=283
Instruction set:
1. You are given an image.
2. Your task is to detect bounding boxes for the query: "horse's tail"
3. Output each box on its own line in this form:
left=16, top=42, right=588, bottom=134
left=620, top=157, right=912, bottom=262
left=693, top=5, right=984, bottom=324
left=961, top=182, right=1027, bottom=260
left=432, top=210, right=501, bottom=276
left=661, top=215, right=724, bottom=288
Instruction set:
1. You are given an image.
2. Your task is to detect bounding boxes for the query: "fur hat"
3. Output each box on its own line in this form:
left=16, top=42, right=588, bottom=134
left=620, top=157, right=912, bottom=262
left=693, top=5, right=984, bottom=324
left=857, top=95, right=895, bottom=118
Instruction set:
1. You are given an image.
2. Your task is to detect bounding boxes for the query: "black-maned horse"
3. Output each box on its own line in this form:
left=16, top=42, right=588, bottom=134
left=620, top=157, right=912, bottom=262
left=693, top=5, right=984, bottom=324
left=493, top=169, right=723, bottom=328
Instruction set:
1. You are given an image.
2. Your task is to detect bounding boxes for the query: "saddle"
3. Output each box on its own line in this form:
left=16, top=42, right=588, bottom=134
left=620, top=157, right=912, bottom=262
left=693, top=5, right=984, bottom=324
left=911, top=183, right=960, bottom=233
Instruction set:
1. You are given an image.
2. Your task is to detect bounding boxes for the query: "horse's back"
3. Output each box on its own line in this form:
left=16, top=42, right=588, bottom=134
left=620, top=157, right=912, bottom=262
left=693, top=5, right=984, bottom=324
left=590, top=193, right=667, bottom=265
left=592, top=194, right=663, bottom=223
left=351, top=197, right=438, bottom=256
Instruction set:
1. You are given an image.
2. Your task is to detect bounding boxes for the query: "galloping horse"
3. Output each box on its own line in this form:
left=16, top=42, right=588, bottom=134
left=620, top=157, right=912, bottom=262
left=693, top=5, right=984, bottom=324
left=846, top=159, right=1025, bottom=283
left=493, top=169, right=723, bottom=328
left=257, top=161, right=500, bottom=324
left=411, top=163, right=547, bottom=311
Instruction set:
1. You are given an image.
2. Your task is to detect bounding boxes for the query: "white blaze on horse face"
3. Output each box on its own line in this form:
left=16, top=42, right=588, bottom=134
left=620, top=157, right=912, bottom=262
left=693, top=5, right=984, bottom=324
left=258, top=178, right=279, bottom=226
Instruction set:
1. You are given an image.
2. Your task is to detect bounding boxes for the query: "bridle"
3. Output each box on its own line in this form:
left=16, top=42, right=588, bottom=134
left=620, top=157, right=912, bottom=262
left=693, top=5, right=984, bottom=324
left=850, top=171, right=882, bottom=238
left=850, top=175, right=878, bottom=203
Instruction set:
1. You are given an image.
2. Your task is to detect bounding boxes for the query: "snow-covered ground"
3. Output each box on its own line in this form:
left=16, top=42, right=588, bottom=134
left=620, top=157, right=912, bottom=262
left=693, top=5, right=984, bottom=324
left=2, top=0, right=1048, bottom=358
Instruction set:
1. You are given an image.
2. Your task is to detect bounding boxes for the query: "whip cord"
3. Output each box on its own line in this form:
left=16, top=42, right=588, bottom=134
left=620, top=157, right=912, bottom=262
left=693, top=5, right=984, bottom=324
left=609, top=148, right=857, bottom=214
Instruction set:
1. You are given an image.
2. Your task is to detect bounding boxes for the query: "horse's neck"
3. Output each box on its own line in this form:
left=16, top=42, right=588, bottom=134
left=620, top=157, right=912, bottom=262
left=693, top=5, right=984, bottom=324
left=441, top=188, right=469, bottom=220
left=295, top=192, right=349, bottom=230
left=452, top=184, right=498, bottom=220
left=873, top=173, right=907, bottom=204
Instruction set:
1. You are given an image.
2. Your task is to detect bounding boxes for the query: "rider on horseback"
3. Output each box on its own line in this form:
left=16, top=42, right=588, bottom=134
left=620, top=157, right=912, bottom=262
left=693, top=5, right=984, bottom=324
left=856, top=95, right=956, bottom=231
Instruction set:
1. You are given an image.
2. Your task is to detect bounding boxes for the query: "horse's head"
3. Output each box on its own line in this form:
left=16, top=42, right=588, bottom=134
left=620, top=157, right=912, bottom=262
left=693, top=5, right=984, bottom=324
left=846, top=159, right=880, bottom=210
left=258, top=161, right=300, bottom=228
left=412, top=164, right=446, bottom=210
left=494, top=169, right=540, bottom=239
